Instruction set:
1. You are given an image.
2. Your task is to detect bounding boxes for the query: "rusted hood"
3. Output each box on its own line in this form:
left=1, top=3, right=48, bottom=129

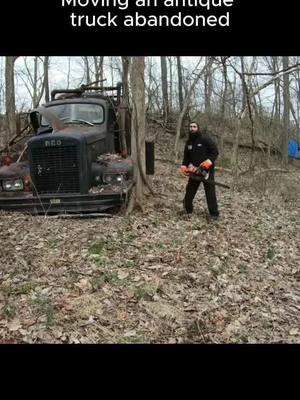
left=0, top=161, right=30, bottom=179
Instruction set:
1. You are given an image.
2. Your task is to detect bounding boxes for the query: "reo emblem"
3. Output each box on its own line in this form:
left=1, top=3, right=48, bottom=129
left=45, top=139, right=62, bottom=147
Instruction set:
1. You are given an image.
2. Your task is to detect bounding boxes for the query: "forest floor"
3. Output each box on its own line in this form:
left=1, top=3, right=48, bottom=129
left=0, top=133, right=299, bottom=343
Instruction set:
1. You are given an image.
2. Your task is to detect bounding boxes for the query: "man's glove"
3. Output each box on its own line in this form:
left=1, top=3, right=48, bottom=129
left=180, top=165, right=189, bottom=176
left=200, top=159, right=213, bottom=170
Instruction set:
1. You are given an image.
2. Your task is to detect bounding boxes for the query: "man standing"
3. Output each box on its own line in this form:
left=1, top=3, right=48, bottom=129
left=180, top=122, right=219, bottom=219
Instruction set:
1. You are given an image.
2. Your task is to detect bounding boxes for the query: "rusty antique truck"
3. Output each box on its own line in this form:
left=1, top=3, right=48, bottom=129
left=0, top=83, right=154, bottom=215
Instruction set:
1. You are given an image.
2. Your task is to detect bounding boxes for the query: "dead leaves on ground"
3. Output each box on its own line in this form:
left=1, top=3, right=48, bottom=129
left=0, top=143, right=299, bottom=343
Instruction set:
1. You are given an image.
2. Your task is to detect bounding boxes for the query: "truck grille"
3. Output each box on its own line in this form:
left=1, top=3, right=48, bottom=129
left=31, top=145, right=80, bottom=194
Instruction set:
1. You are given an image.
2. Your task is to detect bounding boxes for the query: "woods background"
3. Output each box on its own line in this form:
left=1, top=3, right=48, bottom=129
left=0, top=56, right=299, bottom=344
left=1, top=56, right=300, bottom=168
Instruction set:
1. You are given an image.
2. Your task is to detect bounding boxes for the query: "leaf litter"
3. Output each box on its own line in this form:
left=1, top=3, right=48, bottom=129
left=0, top=134, right=299, bottom=343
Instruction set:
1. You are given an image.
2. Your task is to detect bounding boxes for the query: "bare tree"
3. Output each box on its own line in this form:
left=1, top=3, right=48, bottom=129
left=204, top=56, right=213, bottom=115
left=93, top=56, right=104, bottom=85
left=161, top=56, right=169, bottom=125
left=176, top=56, right=184, bottom=112
left=168, top=56, right=173, bottom=114
left=5, top=56, right=18, bottom=140
left=118, top=56, right=131, bottom=155
left=67, top=57, right=71, bottom=89
left=17, top=57, right=47, bottom=108
left=0, top=58, right=4, bottom=114
left=109, top=56, right=115, bottom=86
left=127, top=57, right=153, bottom=214
left=282, top=56, right=290, bottom=165
left=147, top=62, right=163, bottom=114
left=240, top=56, right=247, bottom=111
left=44, top=56, right=50, bottom=103
left=174, top=58, right=204, bottom=160
left=271, top=57, right=281, bottom=120
left=221, top=58, right=228, bottom=119
left=83, top=56, right=91, bottom=84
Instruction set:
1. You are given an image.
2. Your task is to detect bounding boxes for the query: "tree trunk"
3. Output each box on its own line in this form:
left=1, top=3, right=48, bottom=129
left=221, top=59, right=228, bottom=119
left=67, top=57, right=71, bottom=89
left=282, top=56, right=290, bottom=165
left=5, top=56, right=17, bottom=141
left=127, top=57, right=147, bottom=213
left=177, top=56, right=184, bottom=112
left=110, top=57, right=114, bottom=87
left=229, top=74, right=237, bottom=117
left=160, top=56, right=169, bottom=125
left=240, top=57, right=256, bottom=170
left=32, top=56, right=38, bottom=108
left=0, top=58, right=4, bottom=115
left=84, top=56, right=91, bottom=84
left=119, top=56, right=131, bottom=156
left=272, top=57, right=281, bottom=120
left=44, top=56, right=50, bottom=103
left=93, top=56, right=104, bottom=85
left=146, top=57, right=154, bottom=114
left=168, top=56, right=173, bottom=115
left=240, top=56, right=247, bottom=111
left=204, top=56, right=213, bottom=115
left=100, top=56, right=104, bottom=86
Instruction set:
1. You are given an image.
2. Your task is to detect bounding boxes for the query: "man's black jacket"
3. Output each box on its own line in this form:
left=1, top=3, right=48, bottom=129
left=182, top=132, right=219, bottom=167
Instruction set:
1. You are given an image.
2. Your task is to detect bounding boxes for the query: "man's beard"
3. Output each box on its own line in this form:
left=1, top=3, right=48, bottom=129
left=188, top=130, right=199, bottom=140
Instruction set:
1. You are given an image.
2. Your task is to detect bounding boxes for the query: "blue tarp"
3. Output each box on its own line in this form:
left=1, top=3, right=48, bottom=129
left=288, top=139, right=300, bottom=159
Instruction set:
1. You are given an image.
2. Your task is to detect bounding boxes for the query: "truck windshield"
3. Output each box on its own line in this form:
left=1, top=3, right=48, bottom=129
left=41, top=103, right=104, bottom=126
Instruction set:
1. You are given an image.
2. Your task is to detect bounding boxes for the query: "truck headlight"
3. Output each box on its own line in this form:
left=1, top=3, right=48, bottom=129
left=103, top=174, right=124, bottom=185
left=2, top=178, right=24, bottom=191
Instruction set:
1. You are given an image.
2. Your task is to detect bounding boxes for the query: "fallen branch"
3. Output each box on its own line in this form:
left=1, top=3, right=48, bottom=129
left=17, top=144, right=28, bottom=162
left=238, top=168, right=253, bottom=177
left=0, top=124, right=31, bottom=154
left=215, top=167, right=232, bottom=174
left=253, top=169, right=289, bottom=177
left=222, top=138, right=280, bottom=155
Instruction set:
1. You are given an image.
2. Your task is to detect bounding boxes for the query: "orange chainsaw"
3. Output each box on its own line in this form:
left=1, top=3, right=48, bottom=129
left=182, top=164, right=230, bottom=189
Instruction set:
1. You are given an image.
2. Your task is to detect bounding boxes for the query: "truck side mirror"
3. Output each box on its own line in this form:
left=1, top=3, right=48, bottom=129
left=29, top=110, right=40, bottom=134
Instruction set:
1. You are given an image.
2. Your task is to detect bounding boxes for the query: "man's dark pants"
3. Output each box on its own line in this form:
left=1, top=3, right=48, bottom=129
left=183, top=169, right=219, bottom=216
